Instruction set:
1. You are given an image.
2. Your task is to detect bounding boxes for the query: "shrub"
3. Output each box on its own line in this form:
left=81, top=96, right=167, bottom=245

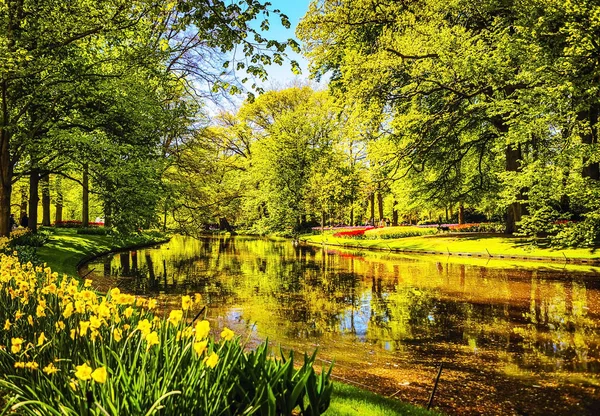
left=364, top=226, right=437, bottom=239
left=8, top=229, right=50, bottom=248
left=0, top=253, right=332, bottom=415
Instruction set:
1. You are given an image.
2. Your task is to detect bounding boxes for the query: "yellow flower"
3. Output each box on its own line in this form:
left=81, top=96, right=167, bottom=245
left=36, top=304, right=46, bottom=318
left=181, top=295, right=192, bottom=311
left=74, top=300, right=85, bottom=314
left=4, top=319, right=11, bottom=331
left=84, top=279, right=93, bottom=288
left=194, top=293, right=202, bottom=304
left=37, top=332, right=47, bottom=346
left=91, top=367, right=107, bottom=383
left=195, top=320, right=210, bottom=339
left=69, top=379, right=78, bottom=391
left=43, top=363, right=59, bottom=375
left=63, top=302, right=74, bottom=318
left=25, top=361, right=39, bottom=370
left=11, top=337, right=23, bottom=354
left=168, top=309, right=183, bottom=326
left=70, top=329, right=76, bottom=340
left=56, top=321, right=65, bottom=332
left=220, top=327, right=235, bottom=342
left=135, top=297, right=145, bottom=307
left=15, top=310, right=23, bottom=320
left=203, top=352, right=219, bottom=368
left=193, top=340, right=208, bottom=356
left=145, top=331, right=159, bottom=348
left=27, top=315, right=34, bottom=326
left=75, top=363, right=92, bottom=381
left=90, top=316, right=102, bottom=330
left=79, top=321, right=90, bottom=336
left=113, top=328, right=123, bottom=342
left=110, top=288, right=121, bottom=298
left=124, top=307, right=134, bottom=319
left=147, top=299, right=158, bottom=310
left=14, top=361, right=26, bottom=369
left=137, top=319, right=152, bottom=337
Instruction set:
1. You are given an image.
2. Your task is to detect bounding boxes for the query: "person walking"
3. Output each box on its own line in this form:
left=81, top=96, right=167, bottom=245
left=20, top=213, right=28, bottom=228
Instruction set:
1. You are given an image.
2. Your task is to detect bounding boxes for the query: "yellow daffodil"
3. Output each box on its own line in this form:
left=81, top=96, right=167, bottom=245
left=181, top=295, right=192, bottom=311
left=124, top=307, right=134, bottom=319
left=43, top=363, right=59, bottom=375
left=203, top=352, right=219, bottom=368
left=220, top=327, right=235, bottom=342
left=84, top=279, right=93, bottom=288
left=168, top=309, right=183, bottom=326
left=90, top=316, right=102, bottom=330
left=37, top=332, right=47, bottom=346
left=195, top=320, right=210, bottom=339
left=147, top=298, right=157, bottom=309
left=4, top=319, right=11, bottom=331
left=113, top=328, right=123, bottom=342
left=91, top=366, right=107, bottom=383
left=193, top=340, right=208, bottom=355
left=25, top=361, right=39, bottom=370
left=27, top=315, right=34, bottom=326
left=62, top=302, right=74, bottom=318
left=14, top=361, right=26, bottom=369
left=137, top=319, right=152, bottom=337
left=79, top=321, right=90, bottom=336
left=11, top=337, right=23, bottom=354
left=145, top=331, right=159, bottom=348
left=75, top=363, right=92, bottom=381
left=194, top=293, right=202, bottom=304
left=36, top=304, right=46, bottom=318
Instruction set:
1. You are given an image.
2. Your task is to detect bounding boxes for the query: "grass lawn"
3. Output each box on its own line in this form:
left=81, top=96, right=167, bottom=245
left=326, top=383, right=439, bottom=416
left=36, top=228, right=168, bottom=276
left=300, top=230, right=600, bottom=262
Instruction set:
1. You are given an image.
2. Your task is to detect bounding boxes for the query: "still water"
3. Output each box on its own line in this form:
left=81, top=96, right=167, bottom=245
left=80, top=235, right=600, bottom=415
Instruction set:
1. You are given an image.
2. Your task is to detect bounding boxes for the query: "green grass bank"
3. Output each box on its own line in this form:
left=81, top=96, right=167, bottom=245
left=300, top=231, right=600, bottom=265
left=30, top=229, right=440, bottom=416
left=36, top=228, right=169, bottom=276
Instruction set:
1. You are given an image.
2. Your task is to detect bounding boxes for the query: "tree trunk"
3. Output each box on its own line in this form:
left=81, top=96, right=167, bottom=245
left=350, top=207, right=354, bottom=226
left=581, top=106, right=600, bottom=180
left=55, top=176, right=63, bottom=224
left=377, top=191, right=384, bottom=221
left=104, top=203, right=112, bottom=228
left=41, top=173, right=51, bottom=226
left=505, top=143, right=523, bottom=234
left=392, top=203, right=398, bottom=226
left=458, top=203, right=465, bottom=225
left=219, top=217, right=233, bottom=232
left=20, top=186, right=27, bottom=220
left=29, top=169, right=39, bottom=233
left=369, top=193, right=375, bottom=226
left=82, top=163, right=89, bottom=227
left=0, top=81, right=12, bottom=237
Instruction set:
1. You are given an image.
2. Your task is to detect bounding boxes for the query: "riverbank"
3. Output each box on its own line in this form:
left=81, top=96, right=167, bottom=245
left=36, top=228, right=169, bottom=276
left=300, top=232, right=600, bottom=265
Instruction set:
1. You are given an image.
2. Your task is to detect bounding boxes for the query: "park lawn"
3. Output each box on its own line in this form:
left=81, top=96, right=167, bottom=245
left=36, top=228, right=167, bottom=276
left=300, top=231, right=600, bottom=261
left=326, top=383, right=440, bottom=416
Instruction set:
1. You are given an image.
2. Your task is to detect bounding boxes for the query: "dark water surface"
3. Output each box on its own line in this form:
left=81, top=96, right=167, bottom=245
left=80, top=235, right=600, bottom=415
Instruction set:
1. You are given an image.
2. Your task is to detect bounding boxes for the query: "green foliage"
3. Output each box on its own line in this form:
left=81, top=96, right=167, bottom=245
left=8, top=230, right=50, bottom=248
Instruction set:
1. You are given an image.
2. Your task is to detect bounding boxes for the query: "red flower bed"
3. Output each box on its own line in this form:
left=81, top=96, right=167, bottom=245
left=448, top=223, right=480, bottom=231
left=332, top=227, right=375, bottom=238
left=54, top=220, right=104, bottom=228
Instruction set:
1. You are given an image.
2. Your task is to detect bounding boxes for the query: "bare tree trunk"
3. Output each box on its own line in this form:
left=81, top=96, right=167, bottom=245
left=41, top=174, right=51, bottom=226
left=377, top=191, right=384, bottom=222
left=505, top=143, right=523, bottom=234
left=369, top=193, right=375, bottom=226
left=581, top=106, right=600, bottom=180
left=20, top=186, right=27, bottom=220
left=55, top=176, right=63, bottom=224
left=0, top=81, right=12, bottom=237
left=82, top=163, right=89, bottom=227
left=29, top=169, right=40, bottom=233
left=104, top=204, right=112, bottom=228
left=458, top=203, right=465, bottom=225
left=392, top=199, right=398, bottom=226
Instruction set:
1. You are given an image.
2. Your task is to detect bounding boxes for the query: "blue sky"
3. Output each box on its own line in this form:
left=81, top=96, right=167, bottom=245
left=248, top=0, right=314, bottom=89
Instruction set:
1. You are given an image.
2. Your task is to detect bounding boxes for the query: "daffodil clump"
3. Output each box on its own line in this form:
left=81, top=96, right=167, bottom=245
left=0, top=252, right=332, bottom=415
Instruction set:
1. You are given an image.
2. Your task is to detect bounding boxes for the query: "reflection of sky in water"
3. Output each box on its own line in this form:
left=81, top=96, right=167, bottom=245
left=82, top=235, right=600, bottom=376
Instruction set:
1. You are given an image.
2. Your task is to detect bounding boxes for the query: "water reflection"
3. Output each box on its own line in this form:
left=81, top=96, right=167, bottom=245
left=81, top=235, right=600, bottom=415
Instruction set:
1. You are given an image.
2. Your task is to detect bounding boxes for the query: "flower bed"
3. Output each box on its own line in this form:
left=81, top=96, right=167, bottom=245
left=332, top=227, right=375, bottom=238
left=364, top=226, right=437, bottom=239
left=55, top=220, right=104, bottom=228
left=0, top=252, right=332, bottom=414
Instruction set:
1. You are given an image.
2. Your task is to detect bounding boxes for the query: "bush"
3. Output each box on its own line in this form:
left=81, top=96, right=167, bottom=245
left=0, top=254, right=332, bottom=415
left=8, top=229, right=50, bottom=248
left=364, top=226, right=437, bottom=239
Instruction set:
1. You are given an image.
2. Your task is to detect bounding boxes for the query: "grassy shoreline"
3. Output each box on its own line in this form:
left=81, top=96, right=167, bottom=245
left=299, top=231, right=600, bottom=265
left=36, top=228, right=169, bottom=276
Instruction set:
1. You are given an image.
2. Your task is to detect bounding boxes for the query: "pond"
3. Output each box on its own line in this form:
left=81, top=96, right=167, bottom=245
left=79, top=235, right=600, bottom=415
